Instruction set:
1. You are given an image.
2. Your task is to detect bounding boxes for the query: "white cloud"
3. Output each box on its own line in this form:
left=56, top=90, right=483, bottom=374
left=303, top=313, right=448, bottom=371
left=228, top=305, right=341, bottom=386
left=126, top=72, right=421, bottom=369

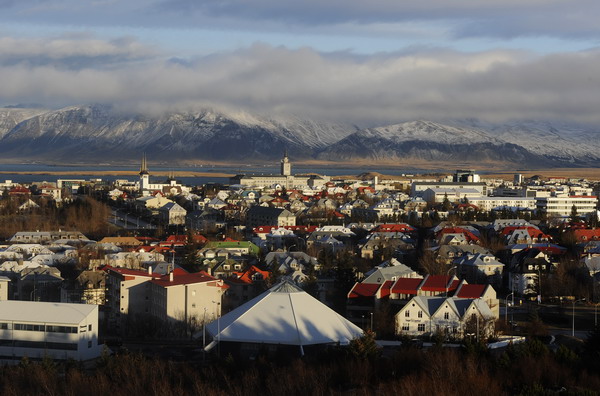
left=0, top=34, right=158, bottom=68
left=1, top=38, right=599, bottom=125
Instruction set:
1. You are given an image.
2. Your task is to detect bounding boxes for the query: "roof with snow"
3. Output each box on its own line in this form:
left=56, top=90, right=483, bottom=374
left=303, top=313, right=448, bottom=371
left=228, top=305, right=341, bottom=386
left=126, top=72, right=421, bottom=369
left=205, top=280, right=363, bottom=347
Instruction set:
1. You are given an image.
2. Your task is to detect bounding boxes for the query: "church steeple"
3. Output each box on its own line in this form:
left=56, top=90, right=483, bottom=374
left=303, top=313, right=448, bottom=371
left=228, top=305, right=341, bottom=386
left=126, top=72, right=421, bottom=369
left=139, top=153, right=149, bottom=175
left=139, top=153, right=150, bottom=193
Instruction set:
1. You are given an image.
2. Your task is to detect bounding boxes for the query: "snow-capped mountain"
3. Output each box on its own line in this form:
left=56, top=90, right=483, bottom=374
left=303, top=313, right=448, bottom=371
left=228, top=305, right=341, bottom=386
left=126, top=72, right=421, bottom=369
left=0, top=105, right=357, bottom=161
left=0, top=105, right=598, bottom=167
left=0, top=107, right=48, bottom=139
left=316, top=120, right=550, bottom=166
left=488, top=121, right=600, bottom=164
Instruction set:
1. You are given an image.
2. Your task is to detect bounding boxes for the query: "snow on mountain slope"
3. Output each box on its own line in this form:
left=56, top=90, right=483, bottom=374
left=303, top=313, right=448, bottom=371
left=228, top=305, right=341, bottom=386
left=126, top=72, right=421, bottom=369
left=0, top=108, right=48, bottom=139
left=362, top=120, right=502, bottom=144
left=0, top=105, right=598, bottom=166
left=488, top=121, right=600, bottom=162
left=316, top=119, right=550, bottom=166
left=0, top=105, right=356, bottom=161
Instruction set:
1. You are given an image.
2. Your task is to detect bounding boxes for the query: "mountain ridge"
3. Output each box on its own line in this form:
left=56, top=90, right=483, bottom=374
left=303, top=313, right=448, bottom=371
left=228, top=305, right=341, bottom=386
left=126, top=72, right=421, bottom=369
left=0, top=105, right=597, bottom=168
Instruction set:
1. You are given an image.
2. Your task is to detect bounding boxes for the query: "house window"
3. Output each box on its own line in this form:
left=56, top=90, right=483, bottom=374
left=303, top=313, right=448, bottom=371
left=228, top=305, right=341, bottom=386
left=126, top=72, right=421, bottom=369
left=444, top=312, right=449, bottom=320
left=418, top=311, right=423, bottom=318
left=402, top=324, right=409, bottom=331
left=418, top=324, right=426, bottom=332
left=405, top=310, right=410, bottom=318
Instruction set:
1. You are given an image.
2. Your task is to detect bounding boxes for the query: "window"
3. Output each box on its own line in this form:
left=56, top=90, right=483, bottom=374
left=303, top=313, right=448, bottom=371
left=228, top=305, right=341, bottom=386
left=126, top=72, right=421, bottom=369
left=418, top=324, right=426, bottom=332
left=13, top=340, right=77, bottom=350
left=14, top=323, right=45, bottom=332
left=45, top=325, right=78, bottom=334
left=402, top=324, right=409, bottom=331
left=88, top=324, right=92, bottom=331
left=444, top=312, right=449, bottom=320
left=405, top=310, right=410, bottom=318
left=418, top=311, right=423, bottom=318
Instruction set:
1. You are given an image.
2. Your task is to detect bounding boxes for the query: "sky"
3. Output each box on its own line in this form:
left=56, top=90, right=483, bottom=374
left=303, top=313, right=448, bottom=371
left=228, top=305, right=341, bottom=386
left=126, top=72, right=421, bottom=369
left=1, top=0, right=600, bottom=125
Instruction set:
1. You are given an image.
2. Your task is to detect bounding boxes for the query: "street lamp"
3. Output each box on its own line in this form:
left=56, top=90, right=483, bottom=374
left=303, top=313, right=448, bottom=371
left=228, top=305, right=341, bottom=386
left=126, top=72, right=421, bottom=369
left=370, top=312, right=374, bottom=331
left=505, top=292, right=514, bottom=324
left=212, top=300, right=221, bottom=358
left=572, top=298, right=586, bottom=337
left=537, top=266, right=543, bottom=304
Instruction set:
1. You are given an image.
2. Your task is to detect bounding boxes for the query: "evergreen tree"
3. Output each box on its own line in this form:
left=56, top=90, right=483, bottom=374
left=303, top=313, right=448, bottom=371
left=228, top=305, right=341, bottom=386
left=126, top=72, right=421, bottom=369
left=442, top=193, right=451, bottom=211
left=570, top=204, right=579, bottom=222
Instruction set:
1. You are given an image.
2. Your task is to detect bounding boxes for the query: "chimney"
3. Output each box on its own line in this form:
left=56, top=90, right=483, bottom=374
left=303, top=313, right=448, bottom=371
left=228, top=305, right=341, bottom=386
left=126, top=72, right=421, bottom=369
left=169, top=271, right=174, bottom=282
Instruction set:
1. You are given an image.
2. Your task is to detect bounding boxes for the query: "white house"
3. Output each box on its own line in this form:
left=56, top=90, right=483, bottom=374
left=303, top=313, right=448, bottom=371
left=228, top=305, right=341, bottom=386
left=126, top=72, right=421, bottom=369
left=0, top=300, right=101, bottom=363
left=395, top=296, right=496, bottom=339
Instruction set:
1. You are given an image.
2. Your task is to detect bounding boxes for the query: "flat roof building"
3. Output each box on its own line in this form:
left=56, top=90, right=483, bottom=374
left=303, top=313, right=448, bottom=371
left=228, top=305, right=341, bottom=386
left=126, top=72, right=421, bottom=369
left=0, top=300, right=101, bottom=363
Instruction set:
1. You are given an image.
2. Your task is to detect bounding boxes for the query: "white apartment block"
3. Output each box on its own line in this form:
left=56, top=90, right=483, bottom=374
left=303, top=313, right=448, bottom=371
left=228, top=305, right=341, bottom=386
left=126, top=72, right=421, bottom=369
left=411, top=182, right=487, bottom=198
left=105, top=267, right=154, bottom=331
left=0, top=301, right=101, bottom=363
left=422, top=188, right=483, bottom=203
left=149, top=271, right=228, bottom=324
left=536, top=195, right=598, bottom=217
left=469, top=197, right=537, bottom=211
left=105, top=266, right=228, bottom=331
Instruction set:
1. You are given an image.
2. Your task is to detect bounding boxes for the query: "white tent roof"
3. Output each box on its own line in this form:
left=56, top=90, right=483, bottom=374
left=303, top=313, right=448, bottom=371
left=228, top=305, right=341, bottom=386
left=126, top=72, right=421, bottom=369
left=205, top=280, right=363, bottom=348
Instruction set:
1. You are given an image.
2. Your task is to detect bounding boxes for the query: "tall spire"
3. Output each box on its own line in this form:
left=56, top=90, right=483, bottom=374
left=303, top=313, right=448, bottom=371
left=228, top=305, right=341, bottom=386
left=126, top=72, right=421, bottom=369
left=139, top=153, right=149, bottom=175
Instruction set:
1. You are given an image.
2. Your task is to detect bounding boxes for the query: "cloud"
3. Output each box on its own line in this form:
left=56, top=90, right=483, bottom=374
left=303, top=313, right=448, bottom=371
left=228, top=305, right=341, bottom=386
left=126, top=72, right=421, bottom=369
left=1, top=37, right=599, bottom=125
left=0, top=34, right=159, bottom=68
left=2, top=0, right=600, bottom=41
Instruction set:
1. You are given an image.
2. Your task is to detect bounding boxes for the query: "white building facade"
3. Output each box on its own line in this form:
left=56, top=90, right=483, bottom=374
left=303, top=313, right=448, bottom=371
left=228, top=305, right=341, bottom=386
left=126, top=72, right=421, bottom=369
left=0, top=301, right=101, bottom=363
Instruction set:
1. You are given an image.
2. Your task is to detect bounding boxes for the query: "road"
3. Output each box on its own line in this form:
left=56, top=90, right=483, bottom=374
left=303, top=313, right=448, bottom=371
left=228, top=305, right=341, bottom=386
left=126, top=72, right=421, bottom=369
left=501, top=300, right=598, bottom=339
left=109, top=208, right=156, bottom=230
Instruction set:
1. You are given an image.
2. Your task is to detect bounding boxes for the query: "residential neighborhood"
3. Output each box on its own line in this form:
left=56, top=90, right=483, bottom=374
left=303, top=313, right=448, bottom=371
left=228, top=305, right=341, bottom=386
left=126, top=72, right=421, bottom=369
left=1, top=156, right=600, bottom=393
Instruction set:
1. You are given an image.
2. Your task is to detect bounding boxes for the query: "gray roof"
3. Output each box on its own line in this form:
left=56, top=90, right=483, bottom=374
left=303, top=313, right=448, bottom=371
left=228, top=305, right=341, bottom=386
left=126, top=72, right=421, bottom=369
left=0, top=301, right=97, bottom=324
